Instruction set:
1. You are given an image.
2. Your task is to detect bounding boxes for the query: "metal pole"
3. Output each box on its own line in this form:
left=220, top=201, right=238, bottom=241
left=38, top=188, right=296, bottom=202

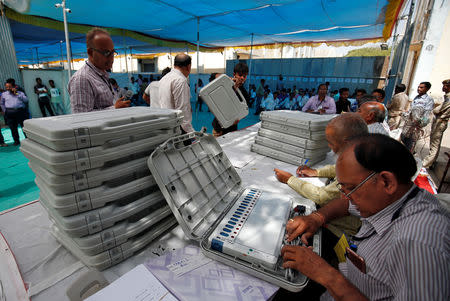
left=196, top=17, right=200, bottom=87
left=62, top=0, right=72, bottom=78
left=196, top=17, right=200, bottom=116
left=247, top=33, right=254, bottom=91
left=124, top=47, right=129, bottom=76
left=129, top=47, right=133, bottom=81
left=59, top=40, right=64, bottom=67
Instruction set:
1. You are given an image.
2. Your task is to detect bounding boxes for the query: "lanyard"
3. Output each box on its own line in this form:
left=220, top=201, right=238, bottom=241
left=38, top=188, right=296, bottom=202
left=86, top=62, right=114, bottom=94
left=351, top=186, right=420, bottom=243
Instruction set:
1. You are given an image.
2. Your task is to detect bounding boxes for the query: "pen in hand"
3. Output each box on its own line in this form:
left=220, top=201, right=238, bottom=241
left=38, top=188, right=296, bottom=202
left=297, top=159, right=309, bottom=177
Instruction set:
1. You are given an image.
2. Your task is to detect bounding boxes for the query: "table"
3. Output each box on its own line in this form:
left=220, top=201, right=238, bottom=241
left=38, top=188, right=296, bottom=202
left=0, top=123, right=334, bottom=300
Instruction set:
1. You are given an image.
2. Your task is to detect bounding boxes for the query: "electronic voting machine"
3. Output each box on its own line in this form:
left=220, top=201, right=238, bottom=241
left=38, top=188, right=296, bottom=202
left=199, top=74, right=248, bottom=128
left=148, top=132, right=321, bottom=292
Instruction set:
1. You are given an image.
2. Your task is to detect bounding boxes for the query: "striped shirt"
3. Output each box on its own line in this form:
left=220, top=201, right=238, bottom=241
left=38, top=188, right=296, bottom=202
left=68, top=61, right=116, bottom=113
left=322, top=185, right=449, bottom=300
left=368, top=122, right=390, bottom=136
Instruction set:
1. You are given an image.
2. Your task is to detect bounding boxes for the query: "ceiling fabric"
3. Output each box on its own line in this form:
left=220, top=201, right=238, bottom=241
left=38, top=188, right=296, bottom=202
left=4, top=0, right=404, bottom=64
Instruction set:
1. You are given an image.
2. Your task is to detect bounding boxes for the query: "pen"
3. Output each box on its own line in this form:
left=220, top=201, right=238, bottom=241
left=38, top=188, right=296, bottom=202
left=297, top=159, right=309, bottom=177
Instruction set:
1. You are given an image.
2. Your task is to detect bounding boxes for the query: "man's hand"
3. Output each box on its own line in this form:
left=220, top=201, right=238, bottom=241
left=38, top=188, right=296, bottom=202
left=296, top=165, right=318, bottom=177
left=282, top=245, right=331, bottom=282
left=306, top=109, right=314, bottom=113
left=213, top=129, right=223, bottom=137
left=114, top=96, right=131, bottom=109
left=232, top=76, right=245, bottom=90
left=11, top=87, right=17, bottom=95
left=286, top=214, right=323, bottom=244
left=274, top=168, right=293, bottom=184
left=318, top=108, right=327, bottom=114
left=282, top=243, right=368, bottom=301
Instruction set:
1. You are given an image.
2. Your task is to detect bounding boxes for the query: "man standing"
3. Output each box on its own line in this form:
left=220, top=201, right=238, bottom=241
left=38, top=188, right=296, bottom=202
left=69, top=28, right=130, bottom=113
left=411, top=81, right=434, bottom=122
left=156, top=54, right=193, bottom=133
left=386, top=83, right=410, bottom=129
left=130, top=76, right=140, bottom=105
left=282, top=134, right=449, bottom=300
left=358, top=101, right=390, bottom=135
left=401, top=82, right=434, bottom=151
left=34, top=78, right=55, bottom=117
left=302, top=83, right=336, bottom=114
left=423, top=79, right=450, bottom=168
left=1, top=79, right=28, bottom=146
left=143, top=67, right=171, bottom=106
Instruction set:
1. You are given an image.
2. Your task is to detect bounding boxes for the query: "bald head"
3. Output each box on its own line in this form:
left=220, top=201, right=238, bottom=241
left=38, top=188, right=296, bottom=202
left=86, top=28, right=114, bottom=71
left=174, top=54, right=192, bottom=77
left=325, top=113, right=368, bottom=153
left=358, top=101, right=385, bottom=124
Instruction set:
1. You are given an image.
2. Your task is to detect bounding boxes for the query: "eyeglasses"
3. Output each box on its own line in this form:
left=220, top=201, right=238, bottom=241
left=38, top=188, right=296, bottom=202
left=336, top=171, right=377, bottom=200
left=91, top=48, right=118, bottom=57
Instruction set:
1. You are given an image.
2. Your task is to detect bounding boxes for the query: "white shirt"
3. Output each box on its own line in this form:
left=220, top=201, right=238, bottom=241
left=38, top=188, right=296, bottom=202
left=156, top=68, right=193, bottom=132
left=144, top=81, right=160, bottom=106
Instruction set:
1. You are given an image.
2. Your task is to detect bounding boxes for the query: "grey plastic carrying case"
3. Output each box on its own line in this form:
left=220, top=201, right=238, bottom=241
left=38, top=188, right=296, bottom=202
left=53, top=205, right=173, bottom=256
left=21, top=129, right=179, bottom=175
left=258, top=128, right=329, bottom=150
left=254, top=136, right=329, bottom=158
left=147, top=132, right=321, bottom=292
left=40, top=190, right=165, bottom=237
left=199, top=74, right=248, bottom=128
left=51, top=216, right=177, bottom=270
left=30, top=156, right=150, bottom=195
left=259, top=110, right=335, bottom=131
left=36, top=175, right=157, bottom=217
left=22, top=107, right=183, bottom=151
left=251, top=143, right=326, bottom=166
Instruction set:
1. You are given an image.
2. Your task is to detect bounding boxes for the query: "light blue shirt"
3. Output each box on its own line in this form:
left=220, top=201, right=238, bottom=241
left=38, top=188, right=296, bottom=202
left=0, top=91, right=28, bottom=112
left=412, top=93, right=434, bottom=114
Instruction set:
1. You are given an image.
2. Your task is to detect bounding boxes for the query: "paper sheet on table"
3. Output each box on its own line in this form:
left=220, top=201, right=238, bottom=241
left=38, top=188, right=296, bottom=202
left=86, top=264, right=176, bottom=301
left=145, top=245, right=278, bottom=301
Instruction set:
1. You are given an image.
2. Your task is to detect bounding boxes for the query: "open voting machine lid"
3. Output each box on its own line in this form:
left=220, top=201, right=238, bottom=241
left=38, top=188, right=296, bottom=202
left=148, top=132, right=321, bottom=292
left=199, top=74, right=248, bottom=128
left=147, top=132, right=242, bottom=241
left=260, top=110, right=336, bottom=131
left=23, top=107, right=183, bottom=151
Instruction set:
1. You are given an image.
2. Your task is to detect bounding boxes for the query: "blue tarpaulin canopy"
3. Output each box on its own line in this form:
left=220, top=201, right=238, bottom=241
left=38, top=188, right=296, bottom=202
left=4, top=0, right=404, bottom=64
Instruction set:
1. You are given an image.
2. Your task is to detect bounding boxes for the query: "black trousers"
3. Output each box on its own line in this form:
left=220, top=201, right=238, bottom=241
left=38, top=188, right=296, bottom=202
left=38, top=96, right=55, bottom=117
left=5, top=108, right=27, bottom=144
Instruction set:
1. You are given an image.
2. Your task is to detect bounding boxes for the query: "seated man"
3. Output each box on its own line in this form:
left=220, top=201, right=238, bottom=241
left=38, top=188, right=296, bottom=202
left=274, top=113, right=368, bottom=237
left=282, top=134, right=449, bottom=300
left=261, top=90, right=275, bottom=111
left=357, top=101, right=390, bottom=135
left=302, top=83, right=336, bottom=114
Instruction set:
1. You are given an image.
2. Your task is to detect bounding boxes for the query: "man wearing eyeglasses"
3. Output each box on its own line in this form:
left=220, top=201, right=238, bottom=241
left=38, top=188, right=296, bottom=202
left=282, top=134, right=449, bottom=300
left=69, top=28, right=130, bottom=113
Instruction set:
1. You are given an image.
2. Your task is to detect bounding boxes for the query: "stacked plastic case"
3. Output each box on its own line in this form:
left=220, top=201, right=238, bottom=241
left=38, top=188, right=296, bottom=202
left=251, top=111, right=335, bottom=166
left=21, top=107, right=182, bottom=270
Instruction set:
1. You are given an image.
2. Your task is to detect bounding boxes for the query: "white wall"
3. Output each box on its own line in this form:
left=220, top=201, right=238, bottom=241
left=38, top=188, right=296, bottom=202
left=409, top=0, right=450, bottom=100
left=21, top=69, right=72, bottom=118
